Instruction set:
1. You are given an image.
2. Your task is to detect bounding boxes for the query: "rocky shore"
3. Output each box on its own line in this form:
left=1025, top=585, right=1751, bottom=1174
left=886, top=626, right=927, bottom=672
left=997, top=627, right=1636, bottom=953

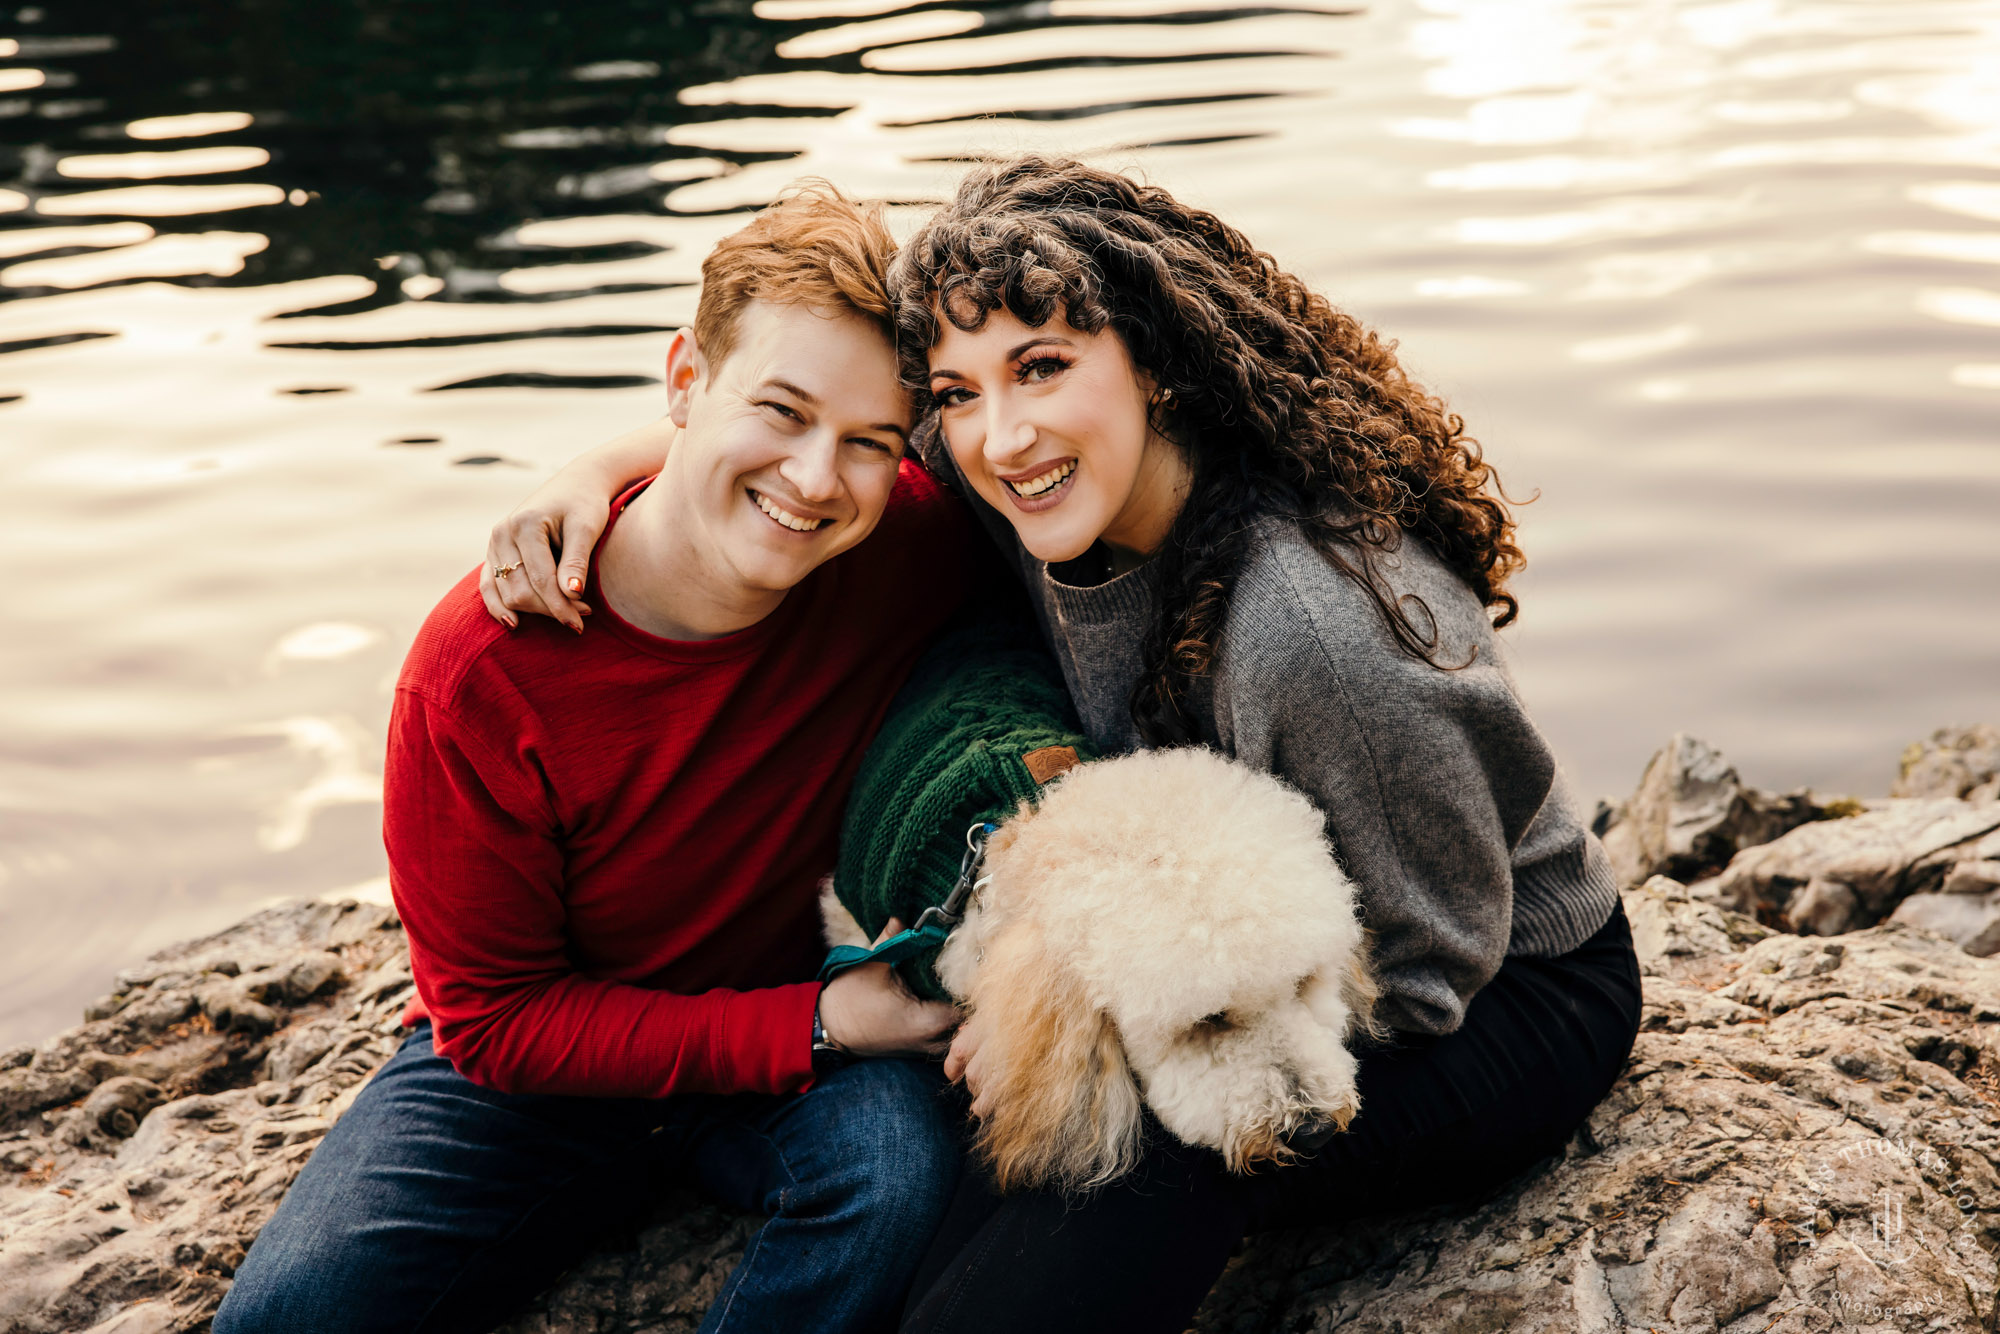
left=3, top=727, right=1998, bottom=1334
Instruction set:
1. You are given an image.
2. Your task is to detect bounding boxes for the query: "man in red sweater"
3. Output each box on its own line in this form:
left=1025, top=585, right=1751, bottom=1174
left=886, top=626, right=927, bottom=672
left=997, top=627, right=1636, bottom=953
left=217, top=189, right=977, bottom=1334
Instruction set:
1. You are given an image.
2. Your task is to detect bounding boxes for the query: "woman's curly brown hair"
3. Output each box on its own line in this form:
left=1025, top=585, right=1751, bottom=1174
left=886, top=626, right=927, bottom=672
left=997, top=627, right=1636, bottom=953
left=892, top=156, right=1526, bottom=746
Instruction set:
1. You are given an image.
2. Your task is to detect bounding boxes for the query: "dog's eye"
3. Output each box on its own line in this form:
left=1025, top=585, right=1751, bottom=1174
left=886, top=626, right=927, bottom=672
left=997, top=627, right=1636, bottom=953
left=1192, top=1012, right=1235, bottom=1035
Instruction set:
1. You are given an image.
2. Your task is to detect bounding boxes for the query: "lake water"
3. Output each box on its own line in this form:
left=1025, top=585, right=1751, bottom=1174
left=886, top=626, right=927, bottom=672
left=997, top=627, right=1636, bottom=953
left=3, top=0, right=1998, bottom=1049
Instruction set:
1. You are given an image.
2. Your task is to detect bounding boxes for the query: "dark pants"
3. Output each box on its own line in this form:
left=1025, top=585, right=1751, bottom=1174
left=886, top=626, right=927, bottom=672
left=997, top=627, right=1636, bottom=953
left=215, top=1024, right=962, bottom=1334
left=902, top=900, right=1643, bottom=1334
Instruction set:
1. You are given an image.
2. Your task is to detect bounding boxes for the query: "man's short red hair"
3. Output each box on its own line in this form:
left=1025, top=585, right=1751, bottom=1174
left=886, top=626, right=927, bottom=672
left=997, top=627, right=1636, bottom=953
left=693, top=181, right=898, bottom=367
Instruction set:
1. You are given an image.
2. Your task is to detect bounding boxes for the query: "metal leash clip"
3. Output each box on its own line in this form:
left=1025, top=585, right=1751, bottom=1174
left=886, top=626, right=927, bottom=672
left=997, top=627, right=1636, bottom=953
left=817, top=821, right=1000, bottom=984
left=913, top=820, right=997, bottom=936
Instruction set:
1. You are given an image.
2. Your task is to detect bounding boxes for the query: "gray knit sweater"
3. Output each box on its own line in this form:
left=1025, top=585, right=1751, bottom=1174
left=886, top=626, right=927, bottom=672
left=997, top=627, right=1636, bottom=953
left=953, top=477, right=1621, bottom=1037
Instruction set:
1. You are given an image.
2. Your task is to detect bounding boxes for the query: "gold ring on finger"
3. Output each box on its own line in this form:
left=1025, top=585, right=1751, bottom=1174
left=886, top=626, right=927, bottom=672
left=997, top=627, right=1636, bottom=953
left=494, top=562, right=521, bottom=579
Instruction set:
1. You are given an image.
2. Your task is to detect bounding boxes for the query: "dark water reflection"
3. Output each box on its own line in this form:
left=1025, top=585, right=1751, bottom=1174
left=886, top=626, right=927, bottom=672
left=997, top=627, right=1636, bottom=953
left=0, top=1, right=1322, bottom=304
left=1, top=0, right=819, bottom=308
left=3, top=0, right=1999, bottom=1046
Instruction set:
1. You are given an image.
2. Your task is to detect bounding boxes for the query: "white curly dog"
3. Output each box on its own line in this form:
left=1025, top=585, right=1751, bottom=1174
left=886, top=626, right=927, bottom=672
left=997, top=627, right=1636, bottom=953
left=825, top=745, right=1379, bottom=1193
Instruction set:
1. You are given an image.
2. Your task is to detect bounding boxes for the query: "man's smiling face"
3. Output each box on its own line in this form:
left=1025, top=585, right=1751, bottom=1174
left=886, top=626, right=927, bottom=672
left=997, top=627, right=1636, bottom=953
left=663, top=298, right=912, bottom=597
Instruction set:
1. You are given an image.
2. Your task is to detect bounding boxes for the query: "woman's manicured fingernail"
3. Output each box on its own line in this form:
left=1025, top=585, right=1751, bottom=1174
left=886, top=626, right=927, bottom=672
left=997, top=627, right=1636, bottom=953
left=567, top=577, right=582, bottom=593
left=505, top=618, right=518, bottom=630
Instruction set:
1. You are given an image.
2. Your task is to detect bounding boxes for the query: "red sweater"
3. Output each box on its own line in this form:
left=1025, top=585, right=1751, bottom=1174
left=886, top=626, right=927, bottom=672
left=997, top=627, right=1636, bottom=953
left=385, top=462, right=973, bottom=1099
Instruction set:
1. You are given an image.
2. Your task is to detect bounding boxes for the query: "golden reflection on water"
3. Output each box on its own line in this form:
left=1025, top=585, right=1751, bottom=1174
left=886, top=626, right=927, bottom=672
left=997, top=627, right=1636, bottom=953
left=2, top=231, right=267, bottom=288
left=56, top=147, right=273, bottom=179
left=32, top=183, right=291, bottom=216
left=2, top=0, right=2000, bottom=1045
left=126, top=111, right=257, bottom=140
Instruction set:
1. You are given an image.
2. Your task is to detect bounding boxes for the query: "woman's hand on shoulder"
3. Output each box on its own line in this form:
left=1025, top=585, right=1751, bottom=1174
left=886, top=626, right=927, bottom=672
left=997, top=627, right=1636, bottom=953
left=482, top=481, right=606, bottom=634
left=479, top=416, right=678, bottom=632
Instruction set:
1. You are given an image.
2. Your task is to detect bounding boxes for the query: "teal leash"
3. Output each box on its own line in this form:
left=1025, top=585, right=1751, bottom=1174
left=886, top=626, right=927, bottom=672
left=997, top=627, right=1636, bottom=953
left=818, top=821, right=998, bottom=983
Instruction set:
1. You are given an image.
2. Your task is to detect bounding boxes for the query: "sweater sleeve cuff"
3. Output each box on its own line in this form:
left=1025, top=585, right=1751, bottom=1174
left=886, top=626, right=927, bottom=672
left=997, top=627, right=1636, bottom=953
left=713, top=981, right=822, bottom=1095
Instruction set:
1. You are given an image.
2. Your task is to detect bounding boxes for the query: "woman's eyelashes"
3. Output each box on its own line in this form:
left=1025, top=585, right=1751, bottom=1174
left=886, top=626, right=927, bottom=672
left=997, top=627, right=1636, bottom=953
left=1017, top=353, right=1071, bottom=384
left=929, top=352, right=1074, bottom=408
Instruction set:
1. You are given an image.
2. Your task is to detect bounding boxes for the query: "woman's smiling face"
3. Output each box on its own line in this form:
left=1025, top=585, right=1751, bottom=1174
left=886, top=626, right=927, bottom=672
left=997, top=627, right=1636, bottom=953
left=926, top=307, right=1187, bottom=567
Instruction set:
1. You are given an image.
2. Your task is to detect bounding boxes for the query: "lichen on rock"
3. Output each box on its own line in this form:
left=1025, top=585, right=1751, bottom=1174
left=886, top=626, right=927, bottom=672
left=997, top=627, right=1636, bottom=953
left=1896, top=725, right=2000, bottom=804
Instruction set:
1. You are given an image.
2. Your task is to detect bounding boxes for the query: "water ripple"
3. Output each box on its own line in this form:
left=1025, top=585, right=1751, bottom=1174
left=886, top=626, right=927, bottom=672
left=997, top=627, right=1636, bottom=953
left=3, top=0, right=2000, bottom=1045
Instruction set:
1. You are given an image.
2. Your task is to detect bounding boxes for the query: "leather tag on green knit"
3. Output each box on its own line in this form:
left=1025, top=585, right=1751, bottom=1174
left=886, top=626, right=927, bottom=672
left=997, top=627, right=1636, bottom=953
left=1022, top=745, right=1081, bottom=785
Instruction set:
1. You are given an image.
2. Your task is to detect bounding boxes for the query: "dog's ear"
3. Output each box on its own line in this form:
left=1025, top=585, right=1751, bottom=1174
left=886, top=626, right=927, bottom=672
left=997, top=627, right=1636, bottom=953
left=1340, top=927, right=1389, bottom=1047
left=817, top=877, right=872, bottom=950
left=963, top=921, right=1143, bottom=1195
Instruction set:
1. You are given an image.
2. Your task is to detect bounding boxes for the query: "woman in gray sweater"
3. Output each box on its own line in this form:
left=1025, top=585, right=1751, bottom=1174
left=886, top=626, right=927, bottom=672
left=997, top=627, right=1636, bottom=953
left=890, top=158, right=1637, bottom=1332
left=483, top=157, right=1641, bottom=1333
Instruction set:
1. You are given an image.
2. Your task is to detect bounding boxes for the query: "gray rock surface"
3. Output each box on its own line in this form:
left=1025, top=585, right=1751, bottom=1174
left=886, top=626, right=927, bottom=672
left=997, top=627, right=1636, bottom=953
left=1623, top=873, right=1775, bottom=973
left=1895, top=725, right=2000, bottom=803
left=1704, top=803, right=2000, bottom=936
left=1195, top=880, right=2000, bottom=1334
left=1597, top=734, right=1846, bottom=887
left=1893, top=892, right=2000, bottom=959
left=7, top=730, right=2000, bottom=1333
left=0, top=901, right=413, bottom=1334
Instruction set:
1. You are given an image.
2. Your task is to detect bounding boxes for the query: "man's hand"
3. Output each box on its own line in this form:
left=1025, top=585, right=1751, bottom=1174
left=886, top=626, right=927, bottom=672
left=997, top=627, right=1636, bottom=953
left=817, top=918, right=959, bottom=1059
left=943, top=1005, right=995, bottom=1119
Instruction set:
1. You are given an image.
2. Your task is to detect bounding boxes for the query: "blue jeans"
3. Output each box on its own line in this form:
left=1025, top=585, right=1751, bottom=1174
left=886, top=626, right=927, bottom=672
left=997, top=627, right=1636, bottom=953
left=215, top=1024, right=962, bottom=1334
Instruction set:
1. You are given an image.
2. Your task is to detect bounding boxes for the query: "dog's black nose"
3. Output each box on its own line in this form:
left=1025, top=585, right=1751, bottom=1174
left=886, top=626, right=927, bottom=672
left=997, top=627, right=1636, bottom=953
left=1286, top=1114, right=1340, bottom=1150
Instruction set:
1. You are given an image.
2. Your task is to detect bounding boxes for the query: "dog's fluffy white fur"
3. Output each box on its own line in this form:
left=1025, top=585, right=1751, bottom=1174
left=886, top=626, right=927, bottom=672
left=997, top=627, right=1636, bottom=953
left=824, top=746, right=1379, bottom=1193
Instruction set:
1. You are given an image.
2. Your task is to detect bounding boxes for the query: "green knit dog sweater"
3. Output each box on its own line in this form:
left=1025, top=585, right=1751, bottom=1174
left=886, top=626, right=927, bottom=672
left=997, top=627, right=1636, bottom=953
left=835, top=613, right=1096, bottom=1001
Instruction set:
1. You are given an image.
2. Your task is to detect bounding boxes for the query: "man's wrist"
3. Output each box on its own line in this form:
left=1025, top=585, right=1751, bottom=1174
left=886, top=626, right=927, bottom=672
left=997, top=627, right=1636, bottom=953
left=812, top=988, right=850, bottom=1075
left=811, top=993, right=836, bottom=1049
